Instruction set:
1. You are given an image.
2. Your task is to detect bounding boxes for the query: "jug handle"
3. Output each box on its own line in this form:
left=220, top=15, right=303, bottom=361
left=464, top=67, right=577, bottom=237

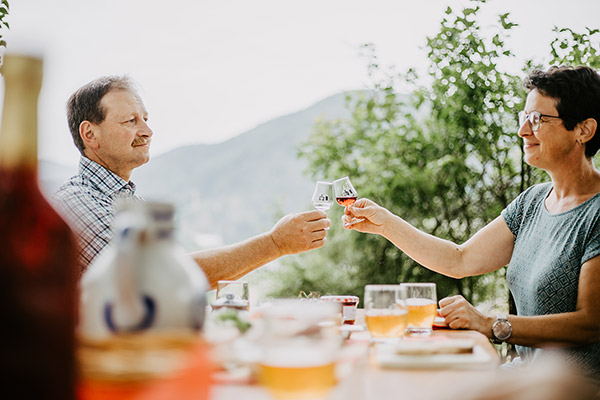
left=103, top=294, right=156, bottom=333
left=110, top=218, right=150, bottom=331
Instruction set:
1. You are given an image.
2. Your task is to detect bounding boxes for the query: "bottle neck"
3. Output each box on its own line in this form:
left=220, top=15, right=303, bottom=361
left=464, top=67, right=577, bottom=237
left=0, top=55, right=43, bottom=169
left=146, top=226, right=175, bottom=242
left=146, top=203, right=176, bottom=242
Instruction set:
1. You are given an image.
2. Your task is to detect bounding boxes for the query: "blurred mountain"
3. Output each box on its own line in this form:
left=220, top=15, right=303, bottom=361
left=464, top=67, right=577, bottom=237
left=39, top=160, right=77, bottom=195
left=133, top=91, right=353, bottom=249
left=40, top=91, right=352, bottom=250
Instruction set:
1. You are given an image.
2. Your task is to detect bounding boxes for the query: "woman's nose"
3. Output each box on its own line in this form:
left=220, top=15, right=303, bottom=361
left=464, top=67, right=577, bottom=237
left=518, top=119, right=532, bottom=138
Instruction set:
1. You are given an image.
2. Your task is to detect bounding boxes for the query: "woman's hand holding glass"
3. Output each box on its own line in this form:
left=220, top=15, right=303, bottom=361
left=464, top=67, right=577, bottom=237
left=342, top=198, right=391, bottom=234
left=333, top=177, right=364, bottom=226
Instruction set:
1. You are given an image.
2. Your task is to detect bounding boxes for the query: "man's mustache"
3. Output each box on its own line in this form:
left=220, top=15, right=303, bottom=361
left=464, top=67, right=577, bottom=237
left=132, top=138, right=151, bottom=147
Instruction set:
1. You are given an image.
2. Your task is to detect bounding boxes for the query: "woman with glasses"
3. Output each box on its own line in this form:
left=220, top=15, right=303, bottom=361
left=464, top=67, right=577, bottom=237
left=345, top=66, right=600, bottom=381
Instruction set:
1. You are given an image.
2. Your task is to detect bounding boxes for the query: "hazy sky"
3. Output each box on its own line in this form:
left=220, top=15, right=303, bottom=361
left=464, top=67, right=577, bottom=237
left=3, top=0, right=599, bottom=166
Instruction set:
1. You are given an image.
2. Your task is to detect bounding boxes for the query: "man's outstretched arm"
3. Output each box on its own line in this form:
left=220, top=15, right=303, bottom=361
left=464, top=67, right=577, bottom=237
left=189, top=210, right=330, bottom=288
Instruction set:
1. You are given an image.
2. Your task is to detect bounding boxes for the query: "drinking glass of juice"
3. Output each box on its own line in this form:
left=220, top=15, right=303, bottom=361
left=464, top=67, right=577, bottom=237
left=258, top=299, right=341, bottom=400
left=364, top=285, right=407, bottom=339
left=212, top=280, right=250, bottom=311
left=401, top=282, right=437, bottom=336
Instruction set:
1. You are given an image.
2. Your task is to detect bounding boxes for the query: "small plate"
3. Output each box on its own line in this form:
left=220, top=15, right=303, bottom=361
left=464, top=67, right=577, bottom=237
left=340, top=324, right=365, bottom=339
left=340, top=324, right=364, bottom=332
left=375, top=343, right=493, bottom=369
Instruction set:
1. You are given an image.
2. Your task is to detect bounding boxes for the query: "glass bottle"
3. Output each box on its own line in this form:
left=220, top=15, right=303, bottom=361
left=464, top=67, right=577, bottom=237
left=0, top=54, right=78, bottom=399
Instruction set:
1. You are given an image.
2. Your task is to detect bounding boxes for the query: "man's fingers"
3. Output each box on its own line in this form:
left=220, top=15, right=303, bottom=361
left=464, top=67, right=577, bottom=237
left=310, top=237, right=326, bottom=248
left=301, top=210, right=328, bottom=221
left=308, top=218, right=331, bottom=231
left=311, top=230, right=327, bottom=241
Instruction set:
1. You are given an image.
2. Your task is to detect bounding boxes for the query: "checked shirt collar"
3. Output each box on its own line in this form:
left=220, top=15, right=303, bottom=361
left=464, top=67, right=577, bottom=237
left=78, top=156, right=137, bottom=196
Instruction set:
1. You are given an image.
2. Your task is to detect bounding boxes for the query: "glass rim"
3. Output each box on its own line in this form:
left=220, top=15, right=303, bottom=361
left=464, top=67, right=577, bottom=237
left=217, top=280, right=247, bottom=284
left=261, top=298, right=340, bottom=316
left=400, top=282, right=436, bottom=287
left=332, top=176, right=350, bottom=183
left=365, top=284, right=404, bottom=290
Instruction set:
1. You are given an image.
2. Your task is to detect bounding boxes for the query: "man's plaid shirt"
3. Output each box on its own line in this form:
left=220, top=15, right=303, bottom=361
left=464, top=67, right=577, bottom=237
left=52, top=157, right=142, bottom=271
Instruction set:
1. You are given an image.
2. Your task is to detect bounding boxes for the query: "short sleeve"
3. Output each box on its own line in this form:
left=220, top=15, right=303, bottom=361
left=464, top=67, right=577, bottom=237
left=501, top=183, right=551, bottom=240
left=501, top=194, right=523, bottom=238
left=583, top=217, right=600, bottom=264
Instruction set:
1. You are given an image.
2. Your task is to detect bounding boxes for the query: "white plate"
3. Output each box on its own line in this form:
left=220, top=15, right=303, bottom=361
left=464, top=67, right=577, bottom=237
left=340, top=324, right=365, bottom=339
left=375, top=343, right=493, bottom=369
left=340, top=324, right=365, bottom=332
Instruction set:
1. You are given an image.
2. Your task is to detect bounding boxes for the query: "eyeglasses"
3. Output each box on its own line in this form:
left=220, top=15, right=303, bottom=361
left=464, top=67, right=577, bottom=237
left=518, top=111, right=564, bottom=132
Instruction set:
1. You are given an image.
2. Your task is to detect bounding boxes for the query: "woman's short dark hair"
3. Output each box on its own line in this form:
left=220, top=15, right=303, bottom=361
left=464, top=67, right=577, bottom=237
left=66, top=76, right=138, bottom=155
left=524, top=66, right=600, bottom=158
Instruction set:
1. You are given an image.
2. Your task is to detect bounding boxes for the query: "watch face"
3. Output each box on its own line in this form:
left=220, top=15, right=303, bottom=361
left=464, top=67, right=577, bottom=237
left=493, top=320, right=511, bottom=341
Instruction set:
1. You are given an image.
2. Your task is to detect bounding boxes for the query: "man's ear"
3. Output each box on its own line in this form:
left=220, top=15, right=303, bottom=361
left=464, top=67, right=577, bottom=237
left=79, top=121, right=99, bottom=150
left=579, top=118, right=597, bottom=145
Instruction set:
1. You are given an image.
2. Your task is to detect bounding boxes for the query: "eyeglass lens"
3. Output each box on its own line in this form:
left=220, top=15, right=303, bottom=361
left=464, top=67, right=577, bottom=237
left=518, top=111, right=541, bottom=131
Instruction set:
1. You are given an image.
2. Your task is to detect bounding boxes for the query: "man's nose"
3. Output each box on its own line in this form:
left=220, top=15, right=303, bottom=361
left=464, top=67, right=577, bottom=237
left=138, top=120, right=153, bottom=137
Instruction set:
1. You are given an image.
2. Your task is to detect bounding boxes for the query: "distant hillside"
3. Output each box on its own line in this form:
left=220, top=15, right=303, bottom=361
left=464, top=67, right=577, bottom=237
left=130, top=91, right=351, bottom=249
left=39, top=160, right=76, bottom=195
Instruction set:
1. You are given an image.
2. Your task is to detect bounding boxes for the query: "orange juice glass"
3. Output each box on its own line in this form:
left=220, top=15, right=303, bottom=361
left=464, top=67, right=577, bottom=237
left=258, top=300, right=341, bottom=400
left=401, top=283, right=437, bottom=336
left=364, top=285, right=407, bottom=339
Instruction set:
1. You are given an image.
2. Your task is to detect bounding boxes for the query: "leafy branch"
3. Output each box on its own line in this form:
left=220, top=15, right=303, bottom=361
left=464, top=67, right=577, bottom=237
left=0, top=0, right=9, bottom=58
left=550, top=27, right=600, bottom=68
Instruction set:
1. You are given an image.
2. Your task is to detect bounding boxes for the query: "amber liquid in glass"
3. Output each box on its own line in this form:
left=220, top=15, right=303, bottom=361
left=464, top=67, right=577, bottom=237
left=406, top=298, right=437, bottom=329
left=336, top=196, right=357, bottom=206
left=259, top=362, right=336, bottom=400
left=365, top=309, right=408, bottom=338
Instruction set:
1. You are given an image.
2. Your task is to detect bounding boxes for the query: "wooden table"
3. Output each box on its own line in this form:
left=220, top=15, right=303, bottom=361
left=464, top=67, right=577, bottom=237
left=211, top=311, right=501, bottom=400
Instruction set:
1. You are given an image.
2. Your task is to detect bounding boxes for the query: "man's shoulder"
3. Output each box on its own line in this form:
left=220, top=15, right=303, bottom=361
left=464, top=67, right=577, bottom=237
left=52, top=173, right=114, bottom=217
left=54, top=174, right=100, bottom=201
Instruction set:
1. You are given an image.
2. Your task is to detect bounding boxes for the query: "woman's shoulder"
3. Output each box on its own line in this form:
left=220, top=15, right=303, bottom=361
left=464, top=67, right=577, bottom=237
left=502, top=183, right=550, bottom=225
left=515, top=182, right=552, bottom=204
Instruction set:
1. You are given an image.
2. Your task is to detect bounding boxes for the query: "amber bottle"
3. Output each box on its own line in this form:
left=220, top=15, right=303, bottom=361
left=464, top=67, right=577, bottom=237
left=0, top=55, right=78, bottom=399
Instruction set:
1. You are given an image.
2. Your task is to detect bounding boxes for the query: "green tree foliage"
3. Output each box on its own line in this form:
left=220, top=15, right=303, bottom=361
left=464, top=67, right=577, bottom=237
left=264, top=1, right=600, bottom=307
left=0, top=0, right=8, bottom=51
left=550, top=27, right=600, bottom=68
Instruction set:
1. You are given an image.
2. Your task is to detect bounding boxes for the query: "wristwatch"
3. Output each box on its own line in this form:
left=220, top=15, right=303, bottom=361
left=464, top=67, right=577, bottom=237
left=491, top=314, right=512, bottom=344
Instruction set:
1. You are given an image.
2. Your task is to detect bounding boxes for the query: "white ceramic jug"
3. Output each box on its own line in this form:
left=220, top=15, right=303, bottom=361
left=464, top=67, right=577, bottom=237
left=79, top=201, right=209, bottom=338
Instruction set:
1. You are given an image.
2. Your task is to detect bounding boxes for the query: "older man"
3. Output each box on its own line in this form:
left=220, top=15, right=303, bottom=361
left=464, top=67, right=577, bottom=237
left=53, top=76, right=330, bottom=287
